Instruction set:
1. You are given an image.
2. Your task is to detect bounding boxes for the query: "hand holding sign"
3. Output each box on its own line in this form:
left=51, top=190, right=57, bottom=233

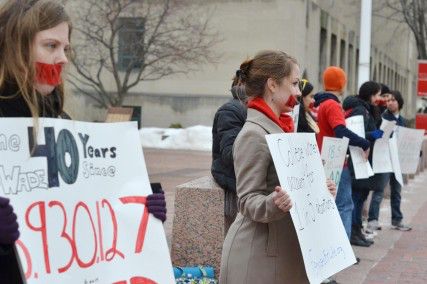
left=326, top=179, right=337, bottom=198
left=266, top=133, right=356, bottom=283
left=273, top=186, right=293, bottom=212
left=363, top=148, right=370, bottom=162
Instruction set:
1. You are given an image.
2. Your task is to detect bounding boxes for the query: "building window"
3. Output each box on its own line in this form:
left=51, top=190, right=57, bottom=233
left=373, top=65, right=377, bottom=81
left=330, top=34, right=337, bottom=66
left=355, top=48, right=359, bottom=90
left=340, top=39, right=346, bottom=68
left=319, top=28, right=327, bottom=82
left=347, top=44, right=354, bottom=92
left=117, top=17, right=145, bottom=70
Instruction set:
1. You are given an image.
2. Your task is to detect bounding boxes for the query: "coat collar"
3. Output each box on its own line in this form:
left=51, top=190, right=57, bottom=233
left=246, top=108, right=284, bottom=134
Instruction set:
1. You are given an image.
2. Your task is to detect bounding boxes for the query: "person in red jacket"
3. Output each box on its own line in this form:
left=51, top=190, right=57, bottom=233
left=314, top=66, right=370, bottom=246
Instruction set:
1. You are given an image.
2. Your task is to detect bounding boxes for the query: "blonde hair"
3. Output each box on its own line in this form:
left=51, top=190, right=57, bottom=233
left=0, top=0, right=71, bottom=118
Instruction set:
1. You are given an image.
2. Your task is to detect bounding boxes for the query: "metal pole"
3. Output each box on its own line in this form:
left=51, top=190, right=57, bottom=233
left=358, top=0, right=372, bottom=89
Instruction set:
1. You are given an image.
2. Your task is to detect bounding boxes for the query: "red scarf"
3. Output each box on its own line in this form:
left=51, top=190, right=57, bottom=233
left=247, top=97, right=294, bottom=132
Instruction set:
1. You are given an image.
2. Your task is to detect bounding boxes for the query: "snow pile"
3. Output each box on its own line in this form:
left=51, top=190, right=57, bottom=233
left=139, top=125, right=212, bottom=151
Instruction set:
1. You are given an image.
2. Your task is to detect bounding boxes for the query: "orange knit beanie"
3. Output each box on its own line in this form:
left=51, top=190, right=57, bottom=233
left=323, top=66, right=347, bottom=91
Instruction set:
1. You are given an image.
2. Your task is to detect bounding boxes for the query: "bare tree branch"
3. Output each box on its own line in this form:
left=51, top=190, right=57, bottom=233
left=376, top=0, right=427, bottom=59
left=68, top=0, right=220, bottom=107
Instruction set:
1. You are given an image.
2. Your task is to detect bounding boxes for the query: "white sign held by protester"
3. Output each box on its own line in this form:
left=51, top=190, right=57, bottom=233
left=389, top=135, right=404, bottom=186
left=372, top=119, right=396, bottom=173
left=345, top=115, right=374, bottom=179
left=0, top=118, right=174, bottom=284
left=266, top=133, right=356, bottom=284
left=321, top=137, right=349, bottom=188
left=395, top=126, right=425, bottom=174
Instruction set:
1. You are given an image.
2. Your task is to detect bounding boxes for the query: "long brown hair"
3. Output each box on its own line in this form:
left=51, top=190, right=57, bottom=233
left=238, top=50, right=298, bottom=98
left=0, top=0, right=72, bottom=119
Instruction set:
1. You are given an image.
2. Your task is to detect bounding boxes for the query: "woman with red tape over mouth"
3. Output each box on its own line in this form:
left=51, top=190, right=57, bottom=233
left=0, top=1, right=166, bottom=282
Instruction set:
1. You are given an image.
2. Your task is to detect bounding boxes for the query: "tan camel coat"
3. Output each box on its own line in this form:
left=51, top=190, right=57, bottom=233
left=219, top=108, right=309, bottom=284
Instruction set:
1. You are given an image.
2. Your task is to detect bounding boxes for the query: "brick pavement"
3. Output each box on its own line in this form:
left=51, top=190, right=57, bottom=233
left=143, top=148, right=211, bottom=247
left=143, top=148, right=427, bottom=283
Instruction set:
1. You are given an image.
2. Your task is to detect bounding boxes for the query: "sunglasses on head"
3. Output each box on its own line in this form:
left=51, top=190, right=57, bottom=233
left=300, top=79, right=309, bottom=91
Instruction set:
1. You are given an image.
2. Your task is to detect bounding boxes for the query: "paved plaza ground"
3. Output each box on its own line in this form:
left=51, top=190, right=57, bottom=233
left=144, top=148, right=427, bottom=284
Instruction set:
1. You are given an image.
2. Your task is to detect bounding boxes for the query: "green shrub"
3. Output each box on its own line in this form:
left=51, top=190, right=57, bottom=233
left=169, top=123, right=183, bottom=128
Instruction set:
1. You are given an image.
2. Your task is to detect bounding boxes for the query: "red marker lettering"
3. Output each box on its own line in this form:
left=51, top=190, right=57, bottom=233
left=102, top=199, right=124, bottom=261
left=48, top=200, right=76, bottom=273
left=119, top=196, right=149, bottom=253
left=15, top=240, right=32, bottom=280
left=96, top=201, right=105, bottom=262
left=25, top=201, right=51, bottom=274
left=72, top=202, right=97, bottom=268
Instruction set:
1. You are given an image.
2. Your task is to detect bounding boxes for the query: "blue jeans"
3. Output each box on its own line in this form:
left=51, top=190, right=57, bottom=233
left=335, top=167, right=354, bottom=239
left=390, top=173, right=403, bottom=222
left=368, top=173, right=403, bottom=222
left=368, top=173, right=392, bottom=222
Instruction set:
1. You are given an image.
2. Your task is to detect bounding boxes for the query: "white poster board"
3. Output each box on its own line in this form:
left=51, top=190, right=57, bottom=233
left=321, top=137, right=349, bottom=188
left=266, top=133, right=356, bottom=284
left=389, top=135, right=403, bottom=186
left=345, top=115, right=374, bottom=179
left=395, top=126, right=425, bottom=174
left=0, top=118, right=174, bottom=284
left=372, top=119, right=396, bottom=173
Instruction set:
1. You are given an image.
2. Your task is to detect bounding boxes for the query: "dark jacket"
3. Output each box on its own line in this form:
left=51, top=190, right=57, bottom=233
left=343, top=95, right=381, bottom=188
left=211, top=98, right=246, bottom=192
left=382, top=109, right=407, bottom=127
left=0, top=83, right=65, bottom=283
left=343, top=95, right=378, bottom=143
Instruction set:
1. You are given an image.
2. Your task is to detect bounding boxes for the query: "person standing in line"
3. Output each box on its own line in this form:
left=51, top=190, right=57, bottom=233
left=342, top=81, right=386, bottom=247
left=219, top=50, right=308, bottom=283
left=0, top=1, right=166, bottom=282
left=211, top=72, right=247, bottom=231
left=219, top=50, right=338, bottom=284
left=297, top=79, right=319, bottom=133
left=376, top=83, right=391, bottom=115
left=314, top=66, right=371, bottom=243
left=367, top=90, right=412, bottom=232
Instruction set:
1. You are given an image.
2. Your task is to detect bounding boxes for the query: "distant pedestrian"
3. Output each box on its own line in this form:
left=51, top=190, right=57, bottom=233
left=297, top=79, right=319, bottom=133
left=343, top=81, right=385, bottom=247
left=367, top=90, right=412, bottom=232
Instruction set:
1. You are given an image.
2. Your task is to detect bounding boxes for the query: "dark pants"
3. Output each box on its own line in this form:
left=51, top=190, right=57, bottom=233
left=368, top=173, right=403, bottom=223
left=352, top=173, right=388, bottom=227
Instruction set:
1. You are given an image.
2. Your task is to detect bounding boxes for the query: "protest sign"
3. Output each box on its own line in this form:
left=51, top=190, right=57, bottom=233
left=266, top=133, right=356, bottom=284
left=372, top=119, right=396, bottom=173
left=0, top=118, right=174, bottom=284
left=395, top=126, right=425, bottom=174
left=389, top=136, right=403, bottom=186
left=321, top=137, right=349, bottom=188
left=345, top=115, right=374, bottom=179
